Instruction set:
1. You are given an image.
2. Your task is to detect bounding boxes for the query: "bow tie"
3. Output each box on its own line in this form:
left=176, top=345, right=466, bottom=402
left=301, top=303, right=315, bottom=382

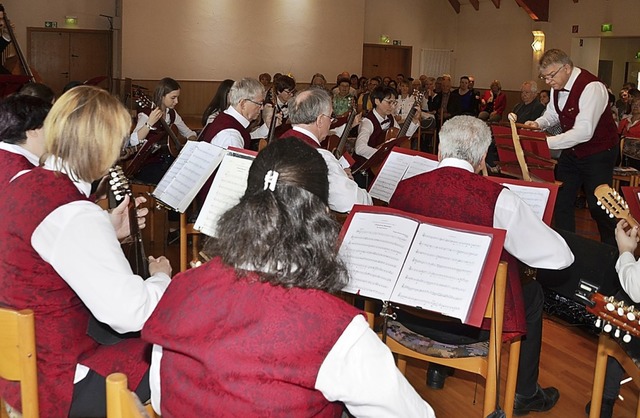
left=381, top=119, right=390, bottom=126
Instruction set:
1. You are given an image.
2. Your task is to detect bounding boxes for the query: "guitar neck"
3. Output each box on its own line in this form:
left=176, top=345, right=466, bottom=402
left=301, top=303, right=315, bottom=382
left=334, top=107, right=357, bottom=157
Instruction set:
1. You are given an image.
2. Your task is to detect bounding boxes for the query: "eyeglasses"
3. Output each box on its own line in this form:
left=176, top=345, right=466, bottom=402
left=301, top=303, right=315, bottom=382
left=320, top=114, right=337, bottom=124
left=282, top=89, right=295, bottom=95
left=382, top=99, right=398, bottom=106
left=539, top=65, right=565, bottom=81
left=246, top=98, right=264, bottom=107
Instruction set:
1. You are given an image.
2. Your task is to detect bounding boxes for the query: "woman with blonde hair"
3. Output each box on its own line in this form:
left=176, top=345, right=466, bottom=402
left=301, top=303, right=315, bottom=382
left=0, top=86, right=172, bottom=417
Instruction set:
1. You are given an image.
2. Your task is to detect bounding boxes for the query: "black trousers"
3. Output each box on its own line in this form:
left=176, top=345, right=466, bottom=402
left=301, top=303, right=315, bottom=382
left=398, top=279, right=544, bottom=397
left=554, top=147, right=618, bottom=246
left=69, top=368, right=151, bottom=418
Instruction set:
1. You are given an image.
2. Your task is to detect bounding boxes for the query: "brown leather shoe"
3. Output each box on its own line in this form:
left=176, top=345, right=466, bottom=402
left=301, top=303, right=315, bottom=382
left=513, top=385, right=559, bottom=416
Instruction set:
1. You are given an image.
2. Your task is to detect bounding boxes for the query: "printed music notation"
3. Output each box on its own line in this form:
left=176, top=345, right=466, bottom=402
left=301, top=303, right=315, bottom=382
left=368, top=149, right=438, bottom=203
left=153, top=141, right=226, bottom=213
left=339, top=210, right=494, bottom=323
left=194, top=151, right=256, bottom=237
left=500, top=183, right=550, bottom=221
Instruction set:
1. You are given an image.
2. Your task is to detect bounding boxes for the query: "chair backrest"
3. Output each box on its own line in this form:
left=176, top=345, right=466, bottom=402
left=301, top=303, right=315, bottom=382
left=106, top=373, right=150, bottom=418
left=0, top=308, right=38, bottom=418
left=621, top=136, right=640, bottom=165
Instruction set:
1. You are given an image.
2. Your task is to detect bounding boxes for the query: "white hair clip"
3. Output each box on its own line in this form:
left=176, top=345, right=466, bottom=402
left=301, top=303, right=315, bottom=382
left=263, top=170, right=279, bottom=191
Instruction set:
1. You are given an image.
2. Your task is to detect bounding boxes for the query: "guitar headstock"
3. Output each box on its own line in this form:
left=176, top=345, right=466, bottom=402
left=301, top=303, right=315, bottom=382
left=413, top=90, right=425, bottom=105
left=594, top=184, right=639, bottom=228
left=107, top=165, right=133, bottom=209
left=585, top=292, right=640, bottom=343
left=132, top=87, right=154, bottom=111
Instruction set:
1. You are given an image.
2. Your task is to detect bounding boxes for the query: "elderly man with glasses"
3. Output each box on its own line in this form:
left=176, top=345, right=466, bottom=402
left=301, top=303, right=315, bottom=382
left=280, top=88, right=372, bottom=213
left=512, top=80, right=546, bottom=123
left=200, top=77, right=265, bottom=149
left=525, top=48, right=618, bottom=245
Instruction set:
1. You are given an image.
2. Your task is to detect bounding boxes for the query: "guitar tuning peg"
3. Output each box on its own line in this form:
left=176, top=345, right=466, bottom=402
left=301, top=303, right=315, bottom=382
left=595, top=317, right=602, bottom=328
left=617, top=306, right=626, bottom=316
left=597, top=201, right=602, bottom=206
left=627, top=311, right=636, bottom=321
left=606, top=302, right=615, bottom=312
left=604, top=322, right=613, bottom=333
left=614, top=328, right=621, bottom=338
left=623, top=333, right=632, bottom=343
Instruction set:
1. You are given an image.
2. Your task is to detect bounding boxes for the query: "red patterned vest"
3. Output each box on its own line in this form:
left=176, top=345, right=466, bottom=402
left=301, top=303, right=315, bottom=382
left=140, top=108, right=177, bottom=164
left=142, top=258, right=361, bottom=418
left=0, top=149, right=32, bottom=189
left=0, top=168, right=151, bottom=417
left=389, top=167, right=526, bottom=337
left=553, top=68, right=618, bottom=158
left=353, top=112, right=395, bottom=169
left=200, top=111, right=250, bottom=148
left=279, top=128, right=320, bottom=149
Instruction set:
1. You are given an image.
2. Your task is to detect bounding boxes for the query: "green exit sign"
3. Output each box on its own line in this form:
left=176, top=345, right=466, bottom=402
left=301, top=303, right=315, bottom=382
left=601, top=23, right=613, bottom=32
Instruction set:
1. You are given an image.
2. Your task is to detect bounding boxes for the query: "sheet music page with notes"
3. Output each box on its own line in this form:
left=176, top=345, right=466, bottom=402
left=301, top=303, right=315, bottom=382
left=390, top=223, right=492, bottom=322
left=194, top=151, right=255, bottom=237
left=340, top=212, right=418, bottom=300
left=153, top=141, right=225, bottom=212
left=369, top=151, right=438, bottom=202
left=501, top=183, right=550, bottom=221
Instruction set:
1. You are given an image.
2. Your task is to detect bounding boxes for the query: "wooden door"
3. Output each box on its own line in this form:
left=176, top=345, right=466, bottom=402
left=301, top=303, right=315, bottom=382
left=362, top=43, right=412, bottom=80
left=27, top=28, right=111, bottom=96
left=28, top=29, right=69, bottom=95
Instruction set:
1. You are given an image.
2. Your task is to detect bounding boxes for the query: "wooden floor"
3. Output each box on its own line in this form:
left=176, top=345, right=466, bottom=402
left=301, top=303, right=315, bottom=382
left=154, top=205, right=638, bottom=417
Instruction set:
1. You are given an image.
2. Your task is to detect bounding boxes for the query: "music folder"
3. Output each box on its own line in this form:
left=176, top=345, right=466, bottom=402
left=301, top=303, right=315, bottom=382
left=338, top=205, right=506, bottom=327
left=194, top=147, right=257, bottom=237
left=368, top=148, right=439, bottom=202
left=151, top=141, right=226, bottom=213
left=352, top=135, right=411, bottom=175
left=487, top=177, right=559, bottom=226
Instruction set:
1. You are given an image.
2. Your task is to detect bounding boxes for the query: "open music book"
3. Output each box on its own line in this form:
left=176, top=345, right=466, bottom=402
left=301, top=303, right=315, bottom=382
left=194, top=147, right=257, bottom=237
left=368, top=148, right=439, bottom=202
left=152, top=141, right=226, bottom=213
left=338, top=205, right=506, bottom=326
left=487, top=177, right=559, bottom=226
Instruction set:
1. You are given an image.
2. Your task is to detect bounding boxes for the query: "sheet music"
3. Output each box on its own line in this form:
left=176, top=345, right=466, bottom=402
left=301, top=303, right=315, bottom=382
left=193, top=151, right=255, bottom=237
left=340, top=212, right=418, bottom=300
left=502, top=183, right=550, bottom=220
left=390, top=224, right=492, bottom=322
left=403, top=156, right=439, bottom=179
left=368, top=152, right=414, bottom=202
left=152, top=141, right=225, bottom=212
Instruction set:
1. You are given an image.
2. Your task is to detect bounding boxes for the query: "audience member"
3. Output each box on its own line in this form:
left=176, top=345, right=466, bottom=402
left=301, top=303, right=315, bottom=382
left=478, top=79, right=506, bottom=122
left=512, top=80, right=546, bottom=123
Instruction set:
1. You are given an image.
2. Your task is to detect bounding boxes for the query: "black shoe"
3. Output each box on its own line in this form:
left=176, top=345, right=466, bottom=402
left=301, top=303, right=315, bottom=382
left=426, top=365, right=454, bottom=390
left=513, top=385, right=559, bottom=416
left=585, top=398, right=615, bottom=418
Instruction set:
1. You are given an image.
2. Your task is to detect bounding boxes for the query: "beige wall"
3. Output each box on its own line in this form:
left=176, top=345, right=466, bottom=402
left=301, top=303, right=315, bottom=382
left=8, top=0, right=640, bottom=93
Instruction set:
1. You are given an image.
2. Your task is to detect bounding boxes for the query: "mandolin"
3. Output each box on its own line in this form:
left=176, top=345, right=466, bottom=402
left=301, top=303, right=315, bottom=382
left=124, top=88, right=185, bottom=177
left=586, top=292, right=640, bottom=343
left=324, top=97, right=357, bottom=159
left=594, top=184, right=640, bottom=229
left=88, top=166, right=148, bottom=344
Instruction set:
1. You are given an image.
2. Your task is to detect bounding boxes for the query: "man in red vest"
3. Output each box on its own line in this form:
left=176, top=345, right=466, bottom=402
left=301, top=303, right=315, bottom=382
left=389, top=115, right=574, bottom=415
left=200, top=77, right=265, bottom=149
left=525, top=48, right=618, bottom=245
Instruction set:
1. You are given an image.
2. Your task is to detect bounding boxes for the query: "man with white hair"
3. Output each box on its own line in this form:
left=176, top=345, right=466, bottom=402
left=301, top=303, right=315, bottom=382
left=280, top=88, right=372, bottom=213
left=513, top=80, right=545, bottom=123
left=200, top=77, right=265, bottom=149
left=389, top=115, right=574, bottom=416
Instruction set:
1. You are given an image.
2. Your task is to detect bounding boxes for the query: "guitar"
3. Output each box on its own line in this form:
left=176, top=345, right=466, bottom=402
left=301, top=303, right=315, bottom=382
left=594, top=184, right=640, bottom=229
left=324, top=97, right=357, bottom=159
left=124, top=89, right=184, bottom=177
left=88, top=166, right=148, bottom=344
left=585, top=292, right=640, bottom=343
left=385, top=90, right=425, bottom=144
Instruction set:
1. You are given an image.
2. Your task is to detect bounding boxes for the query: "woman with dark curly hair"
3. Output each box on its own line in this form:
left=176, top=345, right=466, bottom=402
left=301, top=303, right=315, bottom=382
left=142, top=138, right=434, bottom=418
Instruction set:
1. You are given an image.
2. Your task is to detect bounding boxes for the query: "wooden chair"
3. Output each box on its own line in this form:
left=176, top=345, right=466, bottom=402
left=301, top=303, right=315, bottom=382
left=612, top=136, right=640, bottom=191
left=106, top=373, right=156, bottom=418
left=0, top=308, right=38, bottom=418
left=179, top=211, right=203, bottom=272
left=588, top=333, right=640, bottom=418
left=382, top=262, right=521, bottom=418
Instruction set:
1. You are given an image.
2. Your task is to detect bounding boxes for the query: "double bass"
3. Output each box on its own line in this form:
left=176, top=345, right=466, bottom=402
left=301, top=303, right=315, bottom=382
left=0, top=4, right=40, bottom=89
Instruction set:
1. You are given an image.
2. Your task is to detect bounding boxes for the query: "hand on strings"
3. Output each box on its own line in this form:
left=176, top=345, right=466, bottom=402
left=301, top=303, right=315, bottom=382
left=147, top=108, right=163, bottom=127
left=110, top=194, right=149, bottom=240
left=616, top=219, right=639, bottom=255
left=148, top=255, right=172, bottom=277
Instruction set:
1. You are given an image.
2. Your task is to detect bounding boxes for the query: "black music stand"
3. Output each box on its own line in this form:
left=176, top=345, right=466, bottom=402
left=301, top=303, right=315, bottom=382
left=0, top=74, right=31, bottom=97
